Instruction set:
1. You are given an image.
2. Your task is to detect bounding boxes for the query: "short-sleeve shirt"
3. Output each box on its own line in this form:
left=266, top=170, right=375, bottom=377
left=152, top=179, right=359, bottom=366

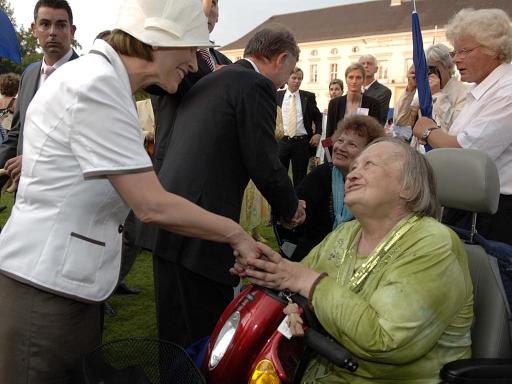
left=449, top=63, right=512, bottom=195
left=0, top=39, right=152, bottom=302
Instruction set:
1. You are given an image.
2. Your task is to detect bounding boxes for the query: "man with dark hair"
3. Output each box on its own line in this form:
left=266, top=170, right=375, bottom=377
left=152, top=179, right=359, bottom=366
left=152, top=26, right=305, bottom=347
left=0, top=0, right=77, bottom=186
left=277, top=67, right=322, bottom=186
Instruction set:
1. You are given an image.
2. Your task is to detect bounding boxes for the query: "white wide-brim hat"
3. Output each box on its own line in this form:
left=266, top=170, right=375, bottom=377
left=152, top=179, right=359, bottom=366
left=114, top=0, right=213, bottom=48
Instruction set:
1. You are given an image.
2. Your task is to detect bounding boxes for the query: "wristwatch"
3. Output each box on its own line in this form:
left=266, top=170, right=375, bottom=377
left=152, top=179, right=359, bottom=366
left=421, top=126, right=439, bottom=142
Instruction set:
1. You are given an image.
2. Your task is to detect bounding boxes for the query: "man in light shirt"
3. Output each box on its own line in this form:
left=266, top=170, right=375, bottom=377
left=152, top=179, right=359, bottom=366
left=277, top=67, right=322, bottom=186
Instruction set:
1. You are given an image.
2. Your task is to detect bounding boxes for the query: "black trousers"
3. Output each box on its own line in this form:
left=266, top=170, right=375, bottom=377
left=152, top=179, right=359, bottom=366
left=279, top=136, right=311, bottom=186
left=443, top=194, right=512, bottom=245
left=153, top=257, right=234, bottom=348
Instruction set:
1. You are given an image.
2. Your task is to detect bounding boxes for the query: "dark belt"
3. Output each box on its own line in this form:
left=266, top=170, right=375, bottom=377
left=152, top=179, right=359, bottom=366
left=281, top=135, right=308, bottom=142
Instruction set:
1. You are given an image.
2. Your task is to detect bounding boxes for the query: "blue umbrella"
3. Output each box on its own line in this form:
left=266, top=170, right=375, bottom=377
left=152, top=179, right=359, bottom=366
left=412, top=8, right=432, bottom=120
left=0, top=10, right=21, bottom=64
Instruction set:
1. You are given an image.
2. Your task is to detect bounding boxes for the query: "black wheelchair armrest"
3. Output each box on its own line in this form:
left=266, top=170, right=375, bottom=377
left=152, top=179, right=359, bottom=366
left=440, top=358, right=512, bottom=383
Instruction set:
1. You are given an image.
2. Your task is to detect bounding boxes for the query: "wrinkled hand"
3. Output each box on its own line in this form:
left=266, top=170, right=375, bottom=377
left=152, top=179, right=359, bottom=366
left=243, top=242, right=320, bottom=297
left=406, top=65, right=416, bottom=93
left=230, top=229, right=261, bottom=269
left=309, top=134, right=321, bottom=147
left=428, top=73, right=441, bottom=95
left=5, top=155, right=22, bottom=182
left=412, top=116, right=437, bottom=145
left=284, top=303, right=304, bottom=337
left=282, top=200, right=306, bottom=229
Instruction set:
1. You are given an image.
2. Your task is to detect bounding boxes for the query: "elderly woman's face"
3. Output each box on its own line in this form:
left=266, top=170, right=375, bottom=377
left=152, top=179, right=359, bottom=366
left=452, top=36, right=500, bottom=84
left=346, top=69, right=364, bottom=95
left=344, top=142, right=404, bottom=214
left=150, top=47, right=198, bottom=93
left=332, top=130, right=368, bottom=172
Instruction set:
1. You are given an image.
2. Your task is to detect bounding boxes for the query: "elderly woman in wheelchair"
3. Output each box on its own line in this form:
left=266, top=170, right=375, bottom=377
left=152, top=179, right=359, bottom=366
left=241, top=138, right=474, bottom=383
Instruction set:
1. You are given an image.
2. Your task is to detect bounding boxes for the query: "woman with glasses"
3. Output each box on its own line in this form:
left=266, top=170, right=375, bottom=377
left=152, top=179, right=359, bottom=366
left=394, top=43, right=468, bottom=150
left=412, top=8, right=512, bottom=245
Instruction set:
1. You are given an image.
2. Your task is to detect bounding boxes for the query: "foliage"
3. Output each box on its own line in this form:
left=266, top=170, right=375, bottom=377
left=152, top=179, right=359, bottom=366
left=0, top=0, right=81, bottom=75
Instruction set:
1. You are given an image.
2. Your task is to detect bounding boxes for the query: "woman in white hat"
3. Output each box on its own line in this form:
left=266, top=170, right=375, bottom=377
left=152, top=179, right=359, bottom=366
left=0, top=0, right=258, bottom=382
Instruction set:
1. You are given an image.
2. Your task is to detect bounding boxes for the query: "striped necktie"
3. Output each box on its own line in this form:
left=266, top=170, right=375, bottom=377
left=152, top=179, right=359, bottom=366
left=287, top=94, right=297, bottom=138
left=42, top=65, right=56, bottom=82
left=198, top=48, right=215, bottom=72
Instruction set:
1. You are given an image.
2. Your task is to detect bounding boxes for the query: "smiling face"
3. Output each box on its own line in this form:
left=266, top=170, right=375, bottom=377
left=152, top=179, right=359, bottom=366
left=346, top=69, right=364, bottom=95
left=332, top=130, right=368, bottom=172
left=345, top=142, right=406, bottom=218
left=452, top=36, right=501, bottom=84
left=31, top=6, right=76, bottom=65
left=149, top=47, right=198, bottom=93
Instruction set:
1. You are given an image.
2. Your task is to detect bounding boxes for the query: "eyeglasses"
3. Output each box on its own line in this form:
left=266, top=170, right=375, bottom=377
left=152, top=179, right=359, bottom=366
left=449, top=45, right=481, bottom=59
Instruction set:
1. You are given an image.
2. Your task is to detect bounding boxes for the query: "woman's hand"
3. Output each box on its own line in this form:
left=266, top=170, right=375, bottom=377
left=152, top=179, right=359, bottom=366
left=244, top=243, right=321, bottom=297
left=284, top=303, right=304, bottom=337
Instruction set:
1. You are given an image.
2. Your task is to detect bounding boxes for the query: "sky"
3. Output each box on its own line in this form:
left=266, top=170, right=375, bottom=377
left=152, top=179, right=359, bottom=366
left=12, top=0, right=372, bottom=53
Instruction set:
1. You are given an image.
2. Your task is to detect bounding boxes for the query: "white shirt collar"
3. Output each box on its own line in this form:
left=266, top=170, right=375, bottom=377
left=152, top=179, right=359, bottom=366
left=285, top=89, right=299, bottom=98
left=364, top=79, right=377, bottom=91
left=243, top=58, right=260, bottom=73
left=469, top=63, right=510, bottom=101
left=41, top=48, right=73, bottom=74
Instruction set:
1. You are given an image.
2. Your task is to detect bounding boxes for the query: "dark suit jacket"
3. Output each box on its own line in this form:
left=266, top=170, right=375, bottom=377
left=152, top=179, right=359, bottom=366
left=152, top=59, right=298, bottom=285
left=326, top=94, right=382, bottom=138
left=0, top=50, right=79, bottom=167
left=276, top=89, right=322, bottom=137
left=364, top=80, right=392, bottom=124
left=133, top=49, right=232, bottom=250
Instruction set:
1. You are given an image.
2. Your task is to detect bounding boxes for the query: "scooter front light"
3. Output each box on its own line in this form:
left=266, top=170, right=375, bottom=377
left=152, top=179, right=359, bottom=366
left=249, top=359, right=280, bottom=384
left=209, top=311, right=240, bottom=369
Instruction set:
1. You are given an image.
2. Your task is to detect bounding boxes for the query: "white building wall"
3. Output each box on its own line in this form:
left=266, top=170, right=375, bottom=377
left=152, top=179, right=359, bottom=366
left=221, top=28, right=451, bottom=112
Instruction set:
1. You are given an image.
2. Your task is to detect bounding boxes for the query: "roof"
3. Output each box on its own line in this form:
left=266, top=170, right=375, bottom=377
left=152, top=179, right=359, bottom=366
left=221, top=0, right=511, bottom=51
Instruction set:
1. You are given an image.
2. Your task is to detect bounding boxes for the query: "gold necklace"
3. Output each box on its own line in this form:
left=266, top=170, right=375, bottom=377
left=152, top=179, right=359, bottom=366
left=336, top=214, right=420, bottom=292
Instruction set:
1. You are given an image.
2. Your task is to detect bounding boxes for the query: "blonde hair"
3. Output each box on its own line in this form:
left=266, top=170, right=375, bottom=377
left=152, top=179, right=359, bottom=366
left=446, top=8, right=512, bottom=63
left=344, top=63, right=365, bottom=81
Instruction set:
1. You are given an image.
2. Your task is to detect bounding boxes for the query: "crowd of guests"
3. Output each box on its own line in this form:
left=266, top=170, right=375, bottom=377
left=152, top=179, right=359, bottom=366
left=0, top=0, right=510, bottom=383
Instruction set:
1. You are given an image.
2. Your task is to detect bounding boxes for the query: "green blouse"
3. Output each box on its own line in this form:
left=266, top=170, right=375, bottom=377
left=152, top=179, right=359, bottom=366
left=301, top=215, right=473, bottom=383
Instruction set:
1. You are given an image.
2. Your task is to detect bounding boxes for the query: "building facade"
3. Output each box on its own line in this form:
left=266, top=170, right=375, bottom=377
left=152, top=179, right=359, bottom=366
left=220, top=0, right=512, bottom=111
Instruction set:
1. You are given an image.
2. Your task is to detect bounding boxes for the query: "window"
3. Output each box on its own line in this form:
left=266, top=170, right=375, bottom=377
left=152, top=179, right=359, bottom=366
left=330, top=48, right=338, bottom=55
left=310, top=64, right=318, bottom=83
left=329, top=63, right=338, bottom=80
left=352, top=46, right=359, bottom=53
left=311, top=49, right=318, bottom=56
left=377, top=60, right=389, bottom=81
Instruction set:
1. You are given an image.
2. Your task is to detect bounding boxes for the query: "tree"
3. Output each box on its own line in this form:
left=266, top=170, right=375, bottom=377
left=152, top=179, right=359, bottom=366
left=0, top=0, right=81, bottom=75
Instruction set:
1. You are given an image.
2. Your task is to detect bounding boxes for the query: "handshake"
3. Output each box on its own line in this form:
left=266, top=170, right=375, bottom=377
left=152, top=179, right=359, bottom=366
left=280, top=199, right=306, bottom=229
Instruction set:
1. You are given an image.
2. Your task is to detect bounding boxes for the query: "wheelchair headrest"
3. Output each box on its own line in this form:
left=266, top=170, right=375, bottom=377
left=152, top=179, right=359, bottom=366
left=426, top=148, right=499, bottom=214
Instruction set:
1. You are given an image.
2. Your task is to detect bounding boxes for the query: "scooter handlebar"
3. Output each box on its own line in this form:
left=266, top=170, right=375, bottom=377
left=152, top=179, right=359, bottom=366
left=304, top=328, right=358, bottom=372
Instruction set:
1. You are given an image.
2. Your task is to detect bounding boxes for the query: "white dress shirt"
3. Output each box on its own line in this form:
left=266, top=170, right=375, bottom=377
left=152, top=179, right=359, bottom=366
left=451, top=63, right=512, bottom=194
left=0, top=40, right=153, bottom=302
left=38, top=48, right=74, bottom=89
left=282, top=89, right=307, bottom=136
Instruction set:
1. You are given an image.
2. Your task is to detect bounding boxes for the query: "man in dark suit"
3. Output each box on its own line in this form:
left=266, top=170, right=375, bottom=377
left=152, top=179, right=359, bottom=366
left=359, top=54, right=392, bottom=125
left=277, top=67, right=322, bottom=186
left=126, top=0, right=232, bottom=260
left=152, top=27, right=305, bottom=347
left=0, top=0, right=77, bottom=184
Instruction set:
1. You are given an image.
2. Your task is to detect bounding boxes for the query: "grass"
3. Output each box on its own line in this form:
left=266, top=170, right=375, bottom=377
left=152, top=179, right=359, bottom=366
left=0, top=192, right=279, bottom=343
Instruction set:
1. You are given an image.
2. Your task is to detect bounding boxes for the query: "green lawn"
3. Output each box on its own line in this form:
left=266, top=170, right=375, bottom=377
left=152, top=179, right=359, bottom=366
left=0, top=192, right=279, bottom=343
